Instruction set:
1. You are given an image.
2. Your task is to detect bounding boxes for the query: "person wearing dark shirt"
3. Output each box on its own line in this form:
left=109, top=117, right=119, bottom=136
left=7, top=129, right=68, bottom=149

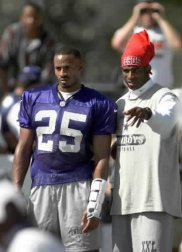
left=0, top=2, right=58, bottom=97
left=12, top=47, right=117, bottom=251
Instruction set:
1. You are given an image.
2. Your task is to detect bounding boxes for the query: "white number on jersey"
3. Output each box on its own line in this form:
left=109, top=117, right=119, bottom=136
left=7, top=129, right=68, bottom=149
left=35, top=110, right=87, bottom=153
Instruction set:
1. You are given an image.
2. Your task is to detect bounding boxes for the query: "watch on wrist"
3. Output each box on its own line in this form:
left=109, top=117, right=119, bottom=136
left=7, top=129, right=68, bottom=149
left=145, top=107, right=152, bottom=120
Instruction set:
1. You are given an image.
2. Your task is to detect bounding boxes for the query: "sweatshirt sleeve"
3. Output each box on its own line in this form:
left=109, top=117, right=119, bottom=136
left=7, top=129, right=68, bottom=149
left=148, top=93, right=181, bottom=138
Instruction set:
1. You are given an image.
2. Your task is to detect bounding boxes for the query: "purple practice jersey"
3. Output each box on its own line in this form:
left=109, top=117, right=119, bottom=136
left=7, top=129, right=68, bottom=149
left=19, top=84, right=117, bottom=187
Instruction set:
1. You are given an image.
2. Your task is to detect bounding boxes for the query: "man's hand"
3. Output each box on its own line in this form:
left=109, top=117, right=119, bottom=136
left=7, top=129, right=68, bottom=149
left=132, top=2, right=150, bottom=20
left=151, top=2, right=165, bottom=14
left=111, top=140, right=117, bottom=160
left=81, top=211, right=100, bottom=233
left=124, top=106, right=152, bottom=127
left=151, top=2, right=165, bottom=21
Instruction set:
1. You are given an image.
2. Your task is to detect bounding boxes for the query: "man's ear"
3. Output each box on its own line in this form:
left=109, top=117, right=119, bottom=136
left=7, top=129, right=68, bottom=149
left=146, top=65, right=152, bottom=74
left=79, top=63, right=84, bottom=71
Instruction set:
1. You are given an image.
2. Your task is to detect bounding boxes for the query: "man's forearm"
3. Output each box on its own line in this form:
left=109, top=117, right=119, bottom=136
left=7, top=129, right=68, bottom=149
left=0, top=68, right=9, bottom=95
left=93, top=158, right=109, bottom=180
left=12, top=147, right=32, bottom=188
left=157, top=18, right=182, bottom=48
left=12, top=159, right=30, bottom=188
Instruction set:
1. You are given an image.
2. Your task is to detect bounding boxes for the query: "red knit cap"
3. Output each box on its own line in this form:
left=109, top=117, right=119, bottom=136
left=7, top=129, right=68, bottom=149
left=121, top=30, right=155, bottom=67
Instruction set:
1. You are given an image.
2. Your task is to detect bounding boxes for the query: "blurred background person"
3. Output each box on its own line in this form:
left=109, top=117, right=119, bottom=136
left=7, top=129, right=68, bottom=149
left=0, top=114, right=7, bottom=154
left=171, top=87, right=182, bottom=252
left=111, top=0, right=182, bottom=89
left=0, top=1, right=58, bottom=98
left=0, top=66, right=42, bottom=154
left=179, top=241, right=182, bottom=252
left=0, top=178, right=64, bottom=252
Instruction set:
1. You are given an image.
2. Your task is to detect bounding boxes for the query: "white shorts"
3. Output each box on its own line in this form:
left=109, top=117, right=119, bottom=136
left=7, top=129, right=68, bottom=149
left=28, top=181, right=100, bottom=252
left=112, top=212, right=174, bottom=252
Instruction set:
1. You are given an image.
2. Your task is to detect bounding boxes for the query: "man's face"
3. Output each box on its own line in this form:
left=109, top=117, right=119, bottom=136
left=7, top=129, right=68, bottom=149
left=138, top=3, right=159, bottom=28
left=121, top=65, right=150, bottom=90
left=21, top=6, right=42, bottom=34
left=54, top=54, right=83, bottom=92
left=139, top=12, right=157, bottom=28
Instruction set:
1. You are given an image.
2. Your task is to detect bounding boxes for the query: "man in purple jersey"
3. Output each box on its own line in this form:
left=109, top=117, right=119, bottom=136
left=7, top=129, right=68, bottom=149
left=12, top=47, right=117, bottom=252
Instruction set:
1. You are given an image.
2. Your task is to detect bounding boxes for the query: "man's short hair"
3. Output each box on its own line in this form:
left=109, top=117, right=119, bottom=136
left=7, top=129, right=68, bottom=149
left=55, top=47, right=82, bottom=60
left=22, top=1, right=43, bottom=16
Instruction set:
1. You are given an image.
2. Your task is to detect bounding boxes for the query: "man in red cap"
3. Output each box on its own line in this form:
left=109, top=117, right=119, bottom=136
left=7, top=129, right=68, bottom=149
left=111, top=30, right=182, bottom=252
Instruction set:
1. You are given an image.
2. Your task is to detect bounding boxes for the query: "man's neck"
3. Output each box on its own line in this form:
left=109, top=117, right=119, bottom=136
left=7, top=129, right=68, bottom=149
left=25, top=28, right=43, bottom=40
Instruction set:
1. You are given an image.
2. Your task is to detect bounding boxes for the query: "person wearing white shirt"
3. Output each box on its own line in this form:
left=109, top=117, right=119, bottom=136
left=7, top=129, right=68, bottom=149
left=0, top=179, right=64, bottom=252
left=111, top=30, right=181, bottom=252
left=111, top=0, right=182, bottom=88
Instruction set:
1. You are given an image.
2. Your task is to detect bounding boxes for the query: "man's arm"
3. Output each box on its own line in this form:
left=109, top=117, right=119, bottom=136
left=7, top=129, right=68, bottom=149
left=111, top=2, right=149, bottom=51
left=0, top=24, right=15, bottom=96
left=147, top=93, right=181, bottom=137
left=92, top=134, right=111, bottom=179
left=12, top=127, right=34, bottom=188
left=81, top=134, right=111, bottom=233
left=123, top=93, right=180, bottom=138
left=0, top=68, right=9, bottom=96
left=151, top=2, right=182, bottom=49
